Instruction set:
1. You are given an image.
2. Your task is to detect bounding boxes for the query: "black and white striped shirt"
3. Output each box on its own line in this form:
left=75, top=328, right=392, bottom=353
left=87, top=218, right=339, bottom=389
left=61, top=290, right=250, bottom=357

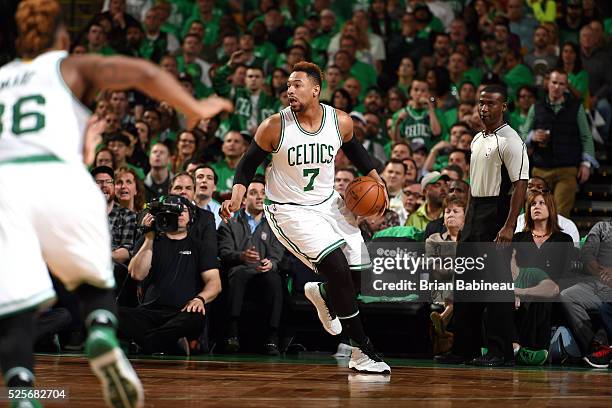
left=470, top=124, right=529, bottom=197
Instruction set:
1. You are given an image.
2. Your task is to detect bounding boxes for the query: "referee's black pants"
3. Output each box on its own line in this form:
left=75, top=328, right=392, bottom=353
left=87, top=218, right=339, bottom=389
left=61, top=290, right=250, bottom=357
left=450, top=197, right=515, bottom=361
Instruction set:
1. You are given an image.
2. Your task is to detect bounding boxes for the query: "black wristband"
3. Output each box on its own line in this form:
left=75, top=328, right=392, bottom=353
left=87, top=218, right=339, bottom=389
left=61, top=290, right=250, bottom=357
left=195, top=296, right=206, bottom=305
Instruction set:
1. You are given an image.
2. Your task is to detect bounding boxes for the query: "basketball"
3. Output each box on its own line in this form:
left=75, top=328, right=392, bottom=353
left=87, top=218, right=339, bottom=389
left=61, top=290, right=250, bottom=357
left=344, top=176, right=386, bottom=217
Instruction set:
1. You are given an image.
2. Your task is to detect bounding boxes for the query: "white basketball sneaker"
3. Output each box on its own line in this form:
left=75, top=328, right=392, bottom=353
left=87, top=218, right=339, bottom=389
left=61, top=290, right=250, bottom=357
left=349, top=340, right=391, bottom=374
left=304, top=282, right=342, bottom=335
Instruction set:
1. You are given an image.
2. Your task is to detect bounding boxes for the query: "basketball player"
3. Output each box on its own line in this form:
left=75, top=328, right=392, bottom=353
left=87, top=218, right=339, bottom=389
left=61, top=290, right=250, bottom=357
left=0, top=1, right=232, bottom=407
left=220, top=61, right=391, bottom=374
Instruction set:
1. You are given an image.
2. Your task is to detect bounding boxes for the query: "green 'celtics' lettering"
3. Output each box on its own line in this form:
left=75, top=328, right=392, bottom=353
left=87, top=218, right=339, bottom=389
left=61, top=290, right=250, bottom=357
left=303, top=168, right=320, bottom=191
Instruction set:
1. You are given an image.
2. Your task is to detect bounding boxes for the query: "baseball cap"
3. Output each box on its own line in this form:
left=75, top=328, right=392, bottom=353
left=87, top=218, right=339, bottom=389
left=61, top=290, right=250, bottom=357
left=420, top=171, right=450, bottom=190
left=91, top=165, right=115, bottom=179
left=349, top=111, right=367, bottom=126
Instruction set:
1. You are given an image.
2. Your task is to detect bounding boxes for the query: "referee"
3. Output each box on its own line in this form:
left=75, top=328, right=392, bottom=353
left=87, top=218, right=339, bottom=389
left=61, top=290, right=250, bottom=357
left=436, top=84, right=529, bottom=366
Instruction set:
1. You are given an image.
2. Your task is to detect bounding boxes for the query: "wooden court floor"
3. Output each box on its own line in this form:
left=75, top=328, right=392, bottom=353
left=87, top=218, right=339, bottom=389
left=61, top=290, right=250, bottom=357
left=26, top=353, right=612, bottom=407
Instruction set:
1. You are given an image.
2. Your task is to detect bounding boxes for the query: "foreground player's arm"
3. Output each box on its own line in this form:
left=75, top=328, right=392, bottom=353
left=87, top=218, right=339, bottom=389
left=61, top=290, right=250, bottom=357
left=220, top=115, right=281, bottom=221
left=61, top=54, right=233, bottom=129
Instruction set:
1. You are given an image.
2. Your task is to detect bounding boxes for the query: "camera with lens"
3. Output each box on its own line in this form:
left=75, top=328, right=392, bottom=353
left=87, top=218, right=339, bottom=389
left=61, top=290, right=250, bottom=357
left=145, top=196, right=187, bottom=233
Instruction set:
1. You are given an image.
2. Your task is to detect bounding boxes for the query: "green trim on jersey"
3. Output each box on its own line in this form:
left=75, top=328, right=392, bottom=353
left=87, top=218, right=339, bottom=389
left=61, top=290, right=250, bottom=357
left=0, top=289, right=56, bottom=319
left=0, top=154, right=62, bottom=166
left=333, top=108, right=343, bottom=146
left=312, top=239, right=346, bottom=263
left=273, top=113, right=285, bottom=154
left=291, top=104, right=326, bottom=136
left=349, top=263, right=373, bottom=270
left=264, top=189, right=335, bottom=206
left=266, top=208, right=312, bottom=262
left=56, top=57, right=92, bottom=115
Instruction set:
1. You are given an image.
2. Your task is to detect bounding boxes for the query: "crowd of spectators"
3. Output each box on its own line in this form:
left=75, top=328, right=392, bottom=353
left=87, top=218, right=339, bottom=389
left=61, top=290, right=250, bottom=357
left=21, top=0, right=612, bottom=366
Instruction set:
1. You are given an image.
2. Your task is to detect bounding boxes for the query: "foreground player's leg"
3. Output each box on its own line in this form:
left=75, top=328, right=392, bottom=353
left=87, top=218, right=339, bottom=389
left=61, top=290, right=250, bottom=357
left=315, top=249, right=390, bottom=374
left=77, top=284, right=144, bottom=408
left=0, top=311, right=42, bottom=408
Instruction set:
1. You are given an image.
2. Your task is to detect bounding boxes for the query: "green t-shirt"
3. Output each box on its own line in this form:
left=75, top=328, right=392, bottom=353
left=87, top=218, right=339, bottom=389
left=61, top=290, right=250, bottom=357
left=503, top=63, right=534, bottom=102
left=514, top=267, right=550, bottom=289
left=211, top=159, right=265, bottom=194
left=350, top=61, right=378, bottom=100
left=213, top=64, right=279, bottom=132
left=568, top=70, right=589, bottom=105
left=509, top=110, right=528, bottom=133
left=393, top=106, right=446, bottom=150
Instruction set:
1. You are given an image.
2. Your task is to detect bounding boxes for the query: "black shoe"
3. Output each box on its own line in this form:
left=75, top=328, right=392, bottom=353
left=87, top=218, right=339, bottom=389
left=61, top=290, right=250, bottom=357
left=434, top=353, right=469, bottom=365
left=472, top=354, right=514, bottom=367
left=225, top=336, right=240, bottom=353
left=176, top=337, right=190, bottom=356
left=263, top=342, right=280, bottom=356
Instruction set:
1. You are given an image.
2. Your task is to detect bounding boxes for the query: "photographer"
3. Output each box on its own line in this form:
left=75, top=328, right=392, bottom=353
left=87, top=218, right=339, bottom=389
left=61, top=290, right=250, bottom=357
left=119, top=195, right=221, bottom=355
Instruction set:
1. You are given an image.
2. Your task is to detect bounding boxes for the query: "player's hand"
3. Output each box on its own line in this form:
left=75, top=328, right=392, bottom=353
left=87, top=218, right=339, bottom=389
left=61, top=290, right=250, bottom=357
left=182, top=298, right=206, bottom=315
left=220, top=196, right=242, bottom=223
left=494, top=224, right=514, bottom=246
left=577, top=164, right=590, bottom=184
left=257, top=258, right=273, bottom=273
left=186, top=96, right=234, bottom=129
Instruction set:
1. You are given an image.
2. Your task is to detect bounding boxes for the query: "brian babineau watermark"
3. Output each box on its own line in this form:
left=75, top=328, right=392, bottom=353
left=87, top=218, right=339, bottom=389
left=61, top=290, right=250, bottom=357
left=361, top=242, right=543, bottom=302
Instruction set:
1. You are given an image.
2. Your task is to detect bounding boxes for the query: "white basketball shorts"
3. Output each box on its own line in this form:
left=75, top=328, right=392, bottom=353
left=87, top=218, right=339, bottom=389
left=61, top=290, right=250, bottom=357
left=0, top=159, right=115, bottom=318
left=264, top=191, right=371, bottom=272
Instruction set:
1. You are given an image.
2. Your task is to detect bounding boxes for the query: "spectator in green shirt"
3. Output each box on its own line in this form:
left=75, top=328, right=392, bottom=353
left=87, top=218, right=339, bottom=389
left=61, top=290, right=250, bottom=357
left=405, top=171, right=449, bottom=231
left=392, top=78, right=445, bottom=150
left=557, top=41, right=589, bottom=106
left=509, top=85, right=537, bottom=132
left=501, top=49, right=534, bottom=103
left=521, top=69, right=597, bottom=217
left=185, top=0, right=223, bottom=47
left=213, top=51, right=278, bottom=134
left=85, top=21, right=116, bottom=55
left=211, top=131, right=248, bottom=195
left=176, top=33, right=213, bottom=99
left=333, top=35, right=378, bottom=100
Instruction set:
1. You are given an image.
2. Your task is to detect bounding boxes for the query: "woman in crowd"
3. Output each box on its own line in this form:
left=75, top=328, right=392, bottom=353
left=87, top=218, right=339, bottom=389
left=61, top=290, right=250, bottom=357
left=426, top=195, right=467, bottom=354
left=512, top=190, right=574, bottom=365
left=114, top=167, right=146, bottom=212
left=557, top=41, right=589, bottom=106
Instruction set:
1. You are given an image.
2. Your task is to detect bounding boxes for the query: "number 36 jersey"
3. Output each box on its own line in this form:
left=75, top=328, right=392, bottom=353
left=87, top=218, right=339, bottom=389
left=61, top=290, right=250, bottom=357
left=266, top=104, right=342, bottom=205
left=0, top=50, right=90, bottom=164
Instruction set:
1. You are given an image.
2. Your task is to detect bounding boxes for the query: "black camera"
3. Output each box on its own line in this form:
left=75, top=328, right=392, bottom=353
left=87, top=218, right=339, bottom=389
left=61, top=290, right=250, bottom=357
left=147, top=196, right=185, bottom=233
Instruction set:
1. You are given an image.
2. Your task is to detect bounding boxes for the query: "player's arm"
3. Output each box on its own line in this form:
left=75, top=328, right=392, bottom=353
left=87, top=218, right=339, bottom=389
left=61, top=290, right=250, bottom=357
left=337, top=109, right=388, bottom=215
left=219, top=114, right=281, bottom=221
left=61, top=54, right=233, bottom=129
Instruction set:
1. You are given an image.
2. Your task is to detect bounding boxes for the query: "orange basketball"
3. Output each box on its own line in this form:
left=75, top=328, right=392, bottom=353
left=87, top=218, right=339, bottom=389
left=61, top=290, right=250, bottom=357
left=344, top=176, right=386, bottom=217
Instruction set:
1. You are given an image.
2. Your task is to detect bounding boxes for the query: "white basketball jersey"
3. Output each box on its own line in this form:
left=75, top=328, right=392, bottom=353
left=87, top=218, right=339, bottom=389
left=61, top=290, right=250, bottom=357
left=0, top=50, right=90, bottom=164
left=266, top=104, right=342, bottom=205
